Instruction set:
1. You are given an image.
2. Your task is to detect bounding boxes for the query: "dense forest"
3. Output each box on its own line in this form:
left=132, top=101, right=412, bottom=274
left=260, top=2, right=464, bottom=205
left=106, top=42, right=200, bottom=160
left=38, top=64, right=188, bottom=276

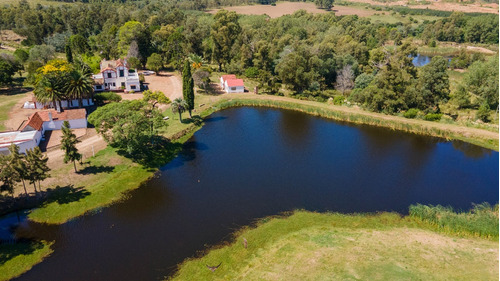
left=0, top=0, right=498, bottom=121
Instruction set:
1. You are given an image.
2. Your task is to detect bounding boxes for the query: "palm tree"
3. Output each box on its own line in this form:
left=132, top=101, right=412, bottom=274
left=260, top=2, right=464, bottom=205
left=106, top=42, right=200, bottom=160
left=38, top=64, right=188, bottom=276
left=171, top=98, right=188, bottom=123
left=34, top=76, right=65, bottom=110
left=64, top=68, right=94, bottom=108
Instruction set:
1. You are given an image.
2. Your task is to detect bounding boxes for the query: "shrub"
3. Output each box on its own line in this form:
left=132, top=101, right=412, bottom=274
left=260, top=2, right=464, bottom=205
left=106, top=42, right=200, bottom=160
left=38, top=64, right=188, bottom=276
left=423, top=113, right=442, bottom=121
left=403, top=108, right=419, bottom=119
left=244, top=67, right=259, bottom=78
left=332, top=95, right=344, bottom=105
left=94, top=92, right=122, bottom=105
left=428, top=39, right=437, bottom=47
left=476, top=102, right=490, bottom=122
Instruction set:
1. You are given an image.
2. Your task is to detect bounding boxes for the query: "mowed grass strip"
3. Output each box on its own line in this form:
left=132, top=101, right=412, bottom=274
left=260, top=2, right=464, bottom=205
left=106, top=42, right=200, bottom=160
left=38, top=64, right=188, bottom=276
left=27, top=147, right=153, bottom=224
left=0, top=241, right=53, bottom=281
left=170, top=211, right=499, bottom=281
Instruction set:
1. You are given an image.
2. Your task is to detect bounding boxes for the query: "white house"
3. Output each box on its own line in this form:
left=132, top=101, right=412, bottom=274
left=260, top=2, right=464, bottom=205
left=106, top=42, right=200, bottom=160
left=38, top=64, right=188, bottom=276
left=21, top=109, right=88, bottom=132
left=92, top=59, right=140, bottom=92
left=224, top=79, right=245, bottom=93
left=220, top=74, right=236, bottom=88
left=0, top=130, right=42, bottom=155
left=23, top=97, right=94, bottom=110
left=0, top=109, right=87, bottom=155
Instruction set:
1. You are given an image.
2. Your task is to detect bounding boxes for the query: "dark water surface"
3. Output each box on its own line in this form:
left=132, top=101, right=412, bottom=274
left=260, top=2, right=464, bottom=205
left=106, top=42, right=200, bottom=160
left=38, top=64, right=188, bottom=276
left=13, top=107, right=499, bottom=281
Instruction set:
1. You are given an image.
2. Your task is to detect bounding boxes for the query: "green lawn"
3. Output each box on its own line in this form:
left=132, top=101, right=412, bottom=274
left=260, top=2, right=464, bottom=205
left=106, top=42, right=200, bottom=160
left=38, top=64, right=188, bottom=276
left=171, top=211, right=499, bottom=280
left=0, top=241, right=53, bottom=281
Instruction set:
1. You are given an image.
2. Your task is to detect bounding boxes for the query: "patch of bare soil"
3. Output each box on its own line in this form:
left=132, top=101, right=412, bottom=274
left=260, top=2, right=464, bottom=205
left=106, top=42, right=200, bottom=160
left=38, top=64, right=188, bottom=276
left=0, top=30, right=25, bottom=43
left=208, top=2, right=376, bottom=18
left=346, top=0, right=498, bottom=14
left=142, top=71, right=183, bottom=100
left=5, top=92, right=35, bottom=131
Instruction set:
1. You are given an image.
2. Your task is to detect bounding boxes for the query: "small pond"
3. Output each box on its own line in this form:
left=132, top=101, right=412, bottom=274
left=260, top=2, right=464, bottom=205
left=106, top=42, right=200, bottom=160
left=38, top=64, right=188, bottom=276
left=11, top=107, right=499, bottom=281
left=412, top=54, right=453, bottom=67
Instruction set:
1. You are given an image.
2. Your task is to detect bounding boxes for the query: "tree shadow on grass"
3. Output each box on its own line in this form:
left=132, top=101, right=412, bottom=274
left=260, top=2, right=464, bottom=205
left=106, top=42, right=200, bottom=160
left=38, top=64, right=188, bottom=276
left=0, top=240, right=46, bottom=265
left=115, top=136, right=184, bottom=170
left=44, top=185, right=91, bottom=205
left=180, top=115, right=203, bottom=126
left=76, top=165, right=115, bottom=175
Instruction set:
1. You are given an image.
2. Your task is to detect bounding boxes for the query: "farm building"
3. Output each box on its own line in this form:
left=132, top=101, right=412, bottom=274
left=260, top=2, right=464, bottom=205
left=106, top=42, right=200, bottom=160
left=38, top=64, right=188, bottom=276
left=224, top=79, right=245, bottom=93
left=92, top=58, right=140, bottom=92
left=21, top=109, right=88, bottom=132
left=0, top=109, right=88, bottom=155
left=0, top=130, right=43, bottom=155
left=23, top=96, right=94, bottom=110
left=220, top=75, right=245, bottom=93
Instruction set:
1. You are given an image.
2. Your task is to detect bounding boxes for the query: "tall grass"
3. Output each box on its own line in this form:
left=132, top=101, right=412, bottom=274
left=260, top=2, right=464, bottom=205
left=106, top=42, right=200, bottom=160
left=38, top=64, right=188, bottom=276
left=409, top=203, right=499, bottom=239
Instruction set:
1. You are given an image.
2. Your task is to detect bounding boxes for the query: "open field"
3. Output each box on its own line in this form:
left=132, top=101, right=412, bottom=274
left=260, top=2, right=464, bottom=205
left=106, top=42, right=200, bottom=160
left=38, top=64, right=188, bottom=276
left=0, top=89, right=29, bottom=131
left=207, top=2, right=376, bottom=18
left=344, top=0, right=499, bottom=14
left=171, top=211, right=499, bottom=280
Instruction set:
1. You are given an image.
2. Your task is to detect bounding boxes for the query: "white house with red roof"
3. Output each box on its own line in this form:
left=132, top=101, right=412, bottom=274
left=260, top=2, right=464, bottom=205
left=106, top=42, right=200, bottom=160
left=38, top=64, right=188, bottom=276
left=220, top=74, right=245, bottom=93
left=0, top=109, right=87, bottom=155
left=92, top=59, right=140, bottom=92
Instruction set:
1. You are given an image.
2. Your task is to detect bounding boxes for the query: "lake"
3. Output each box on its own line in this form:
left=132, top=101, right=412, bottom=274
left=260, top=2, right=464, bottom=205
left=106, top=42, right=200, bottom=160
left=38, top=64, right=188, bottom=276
left=13, top=107, right=499, bottom=281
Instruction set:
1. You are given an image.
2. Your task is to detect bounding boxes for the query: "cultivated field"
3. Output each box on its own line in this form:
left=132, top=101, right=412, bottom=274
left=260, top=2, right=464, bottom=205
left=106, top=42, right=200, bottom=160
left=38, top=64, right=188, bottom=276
left=346, top=0, right=499, bottom=14
left=208, top=2, right=376, bottom=18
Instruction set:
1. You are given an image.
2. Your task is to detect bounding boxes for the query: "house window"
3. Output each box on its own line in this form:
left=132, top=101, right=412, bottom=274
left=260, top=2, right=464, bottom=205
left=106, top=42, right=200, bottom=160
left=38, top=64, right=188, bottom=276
left=112, top=83, right=116, bottom=86
left=107, top=73, right=112, bottom=78
left=121, top=82, right=125, bottom=88
left=131, top=85, right=136, bottom=90
left=105, top=83, right=108, bottom=87
left=231, top=87, right=236, bottom=91
left=96, top=85, right=102, bottom=90
left=119, top=70, right=124, bottom=77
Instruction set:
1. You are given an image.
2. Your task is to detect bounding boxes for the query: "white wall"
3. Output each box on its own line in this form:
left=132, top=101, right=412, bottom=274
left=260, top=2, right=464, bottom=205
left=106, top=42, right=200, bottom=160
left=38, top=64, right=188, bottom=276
left=0, top=131, right=42, bottom=155
left=224, top=81, right=245, bottom=93
left=42, top=119, right=87, bottom=131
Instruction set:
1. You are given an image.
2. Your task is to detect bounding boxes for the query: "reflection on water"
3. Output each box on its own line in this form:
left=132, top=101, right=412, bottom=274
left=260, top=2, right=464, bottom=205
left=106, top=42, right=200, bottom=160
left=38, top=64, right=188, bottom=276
left=10, top=107, right=498, bottom=281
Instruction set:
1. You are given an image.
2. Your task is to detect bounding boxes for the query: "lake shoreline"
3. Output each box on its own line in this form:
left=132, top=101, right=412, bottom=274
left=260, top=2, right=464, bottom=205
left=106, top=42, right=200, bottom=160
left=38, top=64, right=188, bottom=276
left=1, top=93, right=498, bottom=281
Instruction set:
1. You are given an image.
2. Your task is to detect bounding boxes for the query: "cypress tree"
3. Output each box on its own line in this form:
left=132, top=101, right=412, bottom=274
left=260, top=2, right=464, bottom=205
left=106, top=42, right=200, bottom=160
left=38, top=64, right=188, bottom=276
left=182, top=61, right=195, bottom=118
left=65, top=44, right=73, bottom=63
left=61, top=121, right=82, bottom=172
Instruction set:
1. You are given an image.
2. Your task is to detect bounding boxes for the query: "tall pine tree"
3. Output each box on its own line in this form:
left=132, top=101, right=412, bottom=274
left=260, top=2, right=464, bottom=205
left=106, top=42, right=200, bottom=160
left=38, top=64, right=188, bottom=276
left=25, top=147, right=50, bottom=194
left=61, top=121, right=82, bottom=172
left=182, top=61, right=195, bottom=118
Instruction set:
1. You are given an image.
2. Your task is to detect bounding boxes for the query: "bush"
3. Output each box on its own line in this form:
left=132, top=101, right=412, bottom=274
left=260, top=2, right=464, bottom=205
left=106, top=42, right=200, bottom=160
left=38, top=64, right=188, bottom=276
left=403, top=108, right=419, bottom=119
left=244, top=67, right=259, bottom=78
left=428, top=39, right=437, bottom=47
left=332, top=95, right=344, bottom=105
left=476, top=102, right=490, bottom=122
left=94, top=92, right=122, bottom=105
left=423, top=113, right=442, bottom=121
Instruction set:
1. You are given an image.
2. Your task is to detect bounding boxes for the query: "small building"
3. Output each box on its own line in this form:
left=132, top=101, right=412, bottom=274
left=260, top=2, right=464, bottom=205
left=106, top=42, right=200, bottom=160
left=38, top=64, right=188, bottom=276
left=92, top=58, right=140, bottom=92
left=220, top=74, right=236, bottom=88
left=224, top=79, right=245, bottom=93
left=23, top=96, right=94, bottom=110
left=21, top=109, right=88, bottom=132
left=0, top=130, right=42, bottom=155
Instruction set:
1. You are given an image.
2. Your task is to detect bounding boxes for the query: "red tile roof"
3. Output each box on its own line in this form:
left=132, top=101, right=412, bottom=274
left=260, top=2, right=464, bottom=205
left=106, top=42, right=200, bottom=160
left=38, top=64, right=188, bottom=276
left=226, top=79, right=244, bottom=87
left=21, top=109, right=87, bottom=131
left=21, top=112, right=44, bottom=131
left=221, top=75, right=237, bottom=82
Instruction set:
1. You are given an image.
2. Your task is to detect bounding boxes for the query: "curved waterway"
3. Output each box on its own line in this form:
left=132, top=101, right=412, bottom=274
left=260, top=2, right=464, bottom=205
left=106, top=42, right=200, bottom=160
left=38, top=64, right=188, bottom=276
left=14, top=107, right=499, bottom=281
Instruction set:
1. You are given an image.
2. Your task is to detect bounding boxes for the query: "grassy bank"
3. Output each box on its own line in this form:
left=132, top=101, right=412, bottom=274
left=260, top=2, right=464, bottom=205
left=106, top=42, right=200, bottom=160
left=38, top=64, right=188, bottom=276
left=170, top=208, right=499, bottom=280
left=0, top=241, right=53, bottom=281
left=208, top=97, right=499, bottom=151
